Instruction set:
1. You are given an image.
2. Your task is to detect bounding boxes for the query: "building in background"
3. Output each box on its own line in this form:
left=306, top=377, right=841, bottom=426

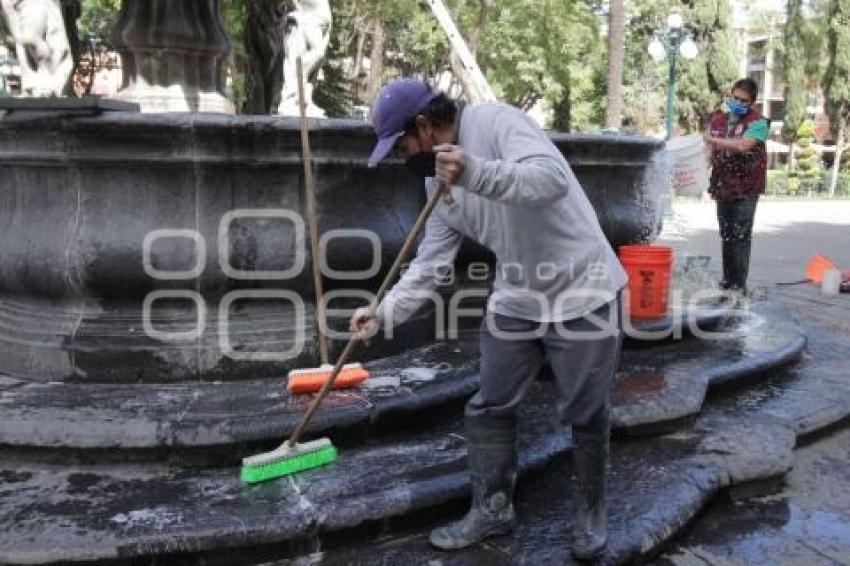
left=732, top=0, right=831, bottom=143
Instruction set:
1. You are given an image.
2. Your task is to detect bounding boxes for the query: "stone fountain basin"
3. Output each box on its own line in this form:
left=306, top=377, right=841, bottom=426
left=0, top=112, right=663, bottom=383
left=0, top=113, right=662, bottom=299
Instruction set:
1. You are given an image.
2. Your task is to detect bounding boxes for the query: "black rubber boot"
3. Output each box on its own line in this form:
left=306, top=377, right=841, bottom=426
left=728, top=239, right=752, bottom=294
left=429, top=414, right=518, bottom=550
left=720, top=239, right=736, bottom=292
left=570, top=406, right=610, bottom=561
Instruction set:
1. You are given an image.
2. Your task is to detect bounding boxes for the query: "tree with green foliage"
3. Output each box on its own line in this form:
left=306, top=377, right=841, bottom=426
left=621, top=0, right=737, bottom=134
left=48, top=0, right=605, bottom=128
left=824, top=0, right=850, bottom=195
left=620, top=0, right=671, bottom=134
left=676, top=0, right=739, bottom=131
left=78, top=0, right=120, bottom=45
left=219, top=0, right=248, bottom=111
left=480, top=0, right=604, bottom=129
left=794, top=119, right=821, bottom=192
left=313, top=0, right=360, bottom=117
left=703, top=0, right=739, bottom=95
left=782, top=0, right=807, bottom=144
left=320, top=0, right=603, bottom=128
left=60, top=0, right=119, bottom=95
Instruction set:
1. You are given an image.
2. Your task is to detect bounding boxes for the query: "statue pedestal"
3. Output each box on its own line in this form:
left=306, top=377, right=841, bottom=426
left=113, top=86, right=234, bottom=114
left=277, top=98, right=327, bottom=118
left=111, top=0, right=234, bottom=113
left=0, top=96, right=139, bottom=114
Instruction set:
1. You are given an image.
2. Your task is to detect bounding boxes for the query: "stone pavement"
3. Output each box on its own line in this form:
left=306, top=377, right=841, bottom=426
left=659, top=427, right=850, bottom=566
left=657, top=303, right=850, bottom=566
left=659, top=199, right=850, bottom=289
left=655, top=199, right=850, bottom=565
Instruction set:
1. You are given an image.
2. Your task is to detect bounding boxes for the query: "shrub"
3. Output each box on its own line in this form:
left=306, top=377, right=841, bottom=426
left=794, top=120, right=821, bottom=181
left=766, top=170, right=789, bottom=195
left=837, top=173, right=850, bottom=196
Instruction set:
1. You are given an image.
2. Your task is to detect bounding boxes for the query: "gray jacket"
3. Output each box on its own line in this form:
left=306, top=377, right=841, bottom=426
left=377, top=103, right=627, bottom=326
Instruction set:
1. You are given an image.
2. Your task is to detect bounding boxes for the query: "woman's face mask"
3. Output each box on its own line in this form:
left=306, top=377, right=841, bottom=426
left=727, top=98, right=749, bottom=116
left=727, top=89, right=752, bottom=117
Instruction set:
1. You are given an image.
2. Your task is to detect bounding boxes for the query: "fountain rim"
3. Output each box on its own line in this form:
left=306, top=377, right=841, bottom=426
left=1, top=110, right=664, bottom=146
left=0, top=111, right=664, bottom=169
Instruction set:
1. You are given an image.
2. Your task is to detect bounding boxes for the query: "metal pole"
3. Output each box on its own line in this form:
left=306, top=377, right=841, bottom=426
left=0, top=61, right=8, bottom=98
left=666, top=49, right=677, bottom=140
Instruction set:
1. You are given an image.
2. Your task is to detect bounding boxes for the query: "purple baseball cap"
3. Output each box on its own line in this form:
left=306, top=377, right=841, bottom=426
left=368, top=79, right=439, bottom=167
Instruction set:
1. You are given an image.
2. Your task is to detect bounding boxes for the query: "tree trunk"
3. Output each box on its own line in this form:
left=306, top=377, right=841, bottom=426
left=829, top=121, right=845, bottom=198
left=551, top=77, right=571, bottom=132
left=61, top=0, right=82, bottom=96
left=782, top=0, right=806, bottom=144
left=366, top=17, right=386, bottom=104
left=351, top=28, right=366, bottom=79
left=468, top=0, right=492, bottom=57
left=604, top=0, right=625, bottom=130
left=245, top=0, right=286, bottom=114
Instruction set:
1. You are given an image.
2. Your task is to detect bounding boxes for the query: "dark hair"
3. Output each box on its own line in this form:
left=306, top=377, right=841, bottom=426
left=732, top=78, right=759, bottom=103
left=404, top=92, right=457, bottom=133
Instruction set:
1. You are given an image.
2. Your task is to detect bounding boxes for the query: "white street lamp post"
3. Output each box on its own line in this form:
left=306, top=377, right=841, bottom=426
left=648, top=13, right=699, bottom=139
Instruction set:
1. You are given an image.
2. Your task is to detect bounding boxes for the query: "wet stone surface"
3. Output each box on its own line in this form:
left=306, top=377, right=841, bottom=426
left=0, top=300, right=834, bottom=565
left=0, top=338, right=482, bottom=453
left=612, top=300, right=805, bottom=432
left=660, top=422, right=850, bottom=565
left=0, top=382, right=569, bottom=564
left=245, top=404, right=794, bottom=566
left=0, top=302, right=800, bottom=454
left=275, top=310, right=850, bottom=566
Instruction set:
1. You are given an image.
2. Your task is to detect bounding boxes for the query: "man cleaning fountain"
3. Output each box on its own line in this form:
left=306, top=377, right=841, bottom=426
left=704, top=78, right=769, bottom=298
left=350, top=78, right=627, bottom=560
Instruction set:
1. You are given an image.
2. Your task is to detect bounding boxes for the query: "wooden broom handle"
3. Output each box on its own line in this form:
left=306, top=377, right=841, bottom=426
left=288, top=181, right=449, bottom=447
left=296, top=56, right=330, bottom=366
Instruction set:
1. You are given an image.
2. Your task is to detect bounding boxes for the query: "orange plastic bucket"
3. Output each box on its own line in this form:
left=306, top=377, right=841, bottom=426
left=806, top=254, right=836, bottom=284
left=619, top=245, right=673, bottom=319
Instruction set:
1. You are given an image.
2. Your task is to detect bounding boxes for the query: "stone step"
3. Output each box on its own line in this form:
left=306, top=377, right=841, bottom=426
left=0, top=305, right=842, bottom=565
left=0, top=382, right=566, bottom=565
left=0, top=302, right=803, bottom=459
left=0, top=338, right=482, bottom=455
left=0, top=305, right=805, bottom=461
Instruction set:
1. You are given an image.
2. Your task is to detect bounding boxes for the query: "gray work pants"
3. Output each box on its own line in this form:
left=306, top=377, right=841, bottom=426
left=466, top=297, right=623, bottom=427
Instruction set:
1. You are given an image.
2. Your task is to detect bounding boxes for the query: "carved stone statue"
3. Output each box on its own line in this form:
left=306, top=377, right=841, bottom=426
left=0, top=0, right=74, bottom=97
left=277, top=0, right=331, bottom=117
